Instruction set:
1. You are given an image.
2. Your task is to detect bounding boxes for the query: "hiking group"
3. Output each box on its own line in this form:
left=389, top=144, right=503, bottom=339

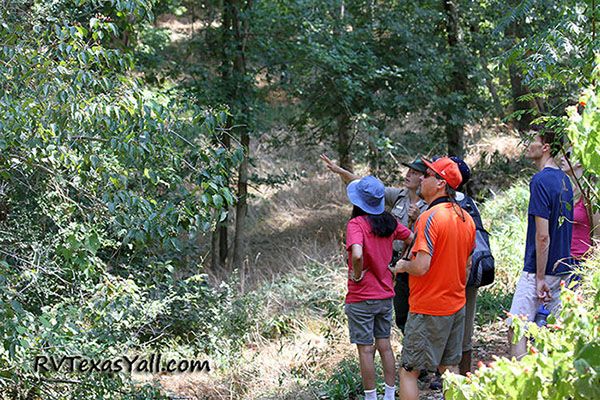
left=321, top=124, right=598, bottom=400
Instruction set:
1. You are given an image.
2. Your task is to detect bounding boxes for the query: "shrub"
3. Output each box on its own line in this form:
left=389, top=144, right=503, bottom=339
left=444, top=254, right=600, bottom=399
left=476, top=181, right=529, bottom=323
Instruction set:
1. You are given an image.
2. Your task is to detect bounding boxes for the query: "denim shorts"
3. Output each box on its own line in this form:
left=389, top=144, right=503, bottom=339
left=344, top=298, right=393, bottom=345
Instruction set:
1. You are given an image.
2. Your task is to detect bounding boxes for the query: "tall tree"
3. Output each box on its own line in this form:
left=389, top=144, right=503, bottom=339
left=442, top=0, right=468, bottom=156
left=228, top=0, right=253, bottom=270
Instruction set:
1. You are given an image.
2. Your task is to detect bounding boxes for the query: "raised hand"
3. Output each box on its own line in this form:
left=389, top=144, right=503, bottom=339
left=320, top=153, right=344, bottom=174
left=320, top=153, right=359, bottom=184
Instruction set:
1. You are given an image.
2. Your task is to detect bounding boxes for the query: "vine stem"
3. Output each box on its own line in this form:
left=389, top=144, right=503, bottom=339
left=559, top=146, right=596, bottom=241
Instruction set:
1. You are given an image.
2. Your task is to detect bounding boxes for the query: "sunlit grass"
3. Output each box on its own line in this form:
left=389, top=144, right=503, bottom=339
left=477, top=180, right=529, bottom=323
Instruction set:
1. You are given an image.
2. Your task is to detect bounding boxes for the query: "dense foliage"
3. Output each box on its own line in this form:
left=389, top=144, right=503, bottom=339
left=0, top=0, right=243, bottom=397
left=0, top=0, right=598, bottom=398
left=445, top=256, right=600, bottom=400
left=445, top=63, right=600, bottom=400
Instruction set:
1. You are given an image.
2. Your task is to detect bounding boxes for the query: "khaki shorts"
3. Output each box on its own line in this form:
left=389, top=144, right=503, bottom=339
left=401, top=307, right=465, bottom=372
left=507, top=272, right=563, bottom=326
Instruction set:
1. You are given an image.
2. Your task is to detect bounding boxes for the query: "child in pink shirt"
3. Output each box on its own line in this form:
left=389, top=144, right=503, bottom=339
left=343, top=175, right=413, bottom=400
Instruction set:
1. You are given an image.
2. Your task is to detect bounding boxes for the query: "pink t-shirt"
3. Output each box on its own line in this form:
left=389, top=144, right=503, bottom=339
left=571, top=198, right=592, bottom=259
left=345, top=216, right=411, bottom=303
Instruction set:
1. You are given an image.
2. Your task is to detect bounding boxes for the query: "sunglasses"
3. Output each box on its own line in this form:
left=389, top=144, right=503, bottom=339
left=424, top=169, right=442, bottom=180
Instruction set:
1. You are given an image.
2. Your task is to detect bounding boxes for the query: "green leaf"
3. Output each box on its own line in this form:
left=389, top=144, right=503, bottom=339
left=212, top=194, right=223, bottom=208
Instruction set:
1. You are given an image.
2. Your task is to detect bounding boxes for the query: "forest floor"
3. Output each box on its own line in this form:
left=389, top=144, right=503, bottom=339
left=140, top=14, right=525, bottom=400
left=141, top=122, right=522, bottom=400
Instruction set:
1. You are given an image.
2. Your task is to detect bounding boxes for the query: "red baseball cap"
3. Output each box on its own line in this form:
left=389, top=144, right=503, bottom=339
left=422, top=157, right=462, bottom=190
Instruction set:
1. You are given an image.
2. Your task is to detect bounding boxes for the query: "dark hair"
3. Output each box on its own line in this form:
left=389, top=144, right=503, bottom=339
left=351, top=206, right=398, bottom=237
left=531, top=124, right=562, bottom=157
left=443, top=185, right=468, bottom=221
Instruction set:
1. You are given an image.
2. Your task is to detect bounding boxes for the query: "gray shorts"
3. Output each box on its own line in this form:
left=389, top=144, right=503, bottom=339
left=401, top=307, right=466, bottom=372
left=344, top=298, right=393, bottom=345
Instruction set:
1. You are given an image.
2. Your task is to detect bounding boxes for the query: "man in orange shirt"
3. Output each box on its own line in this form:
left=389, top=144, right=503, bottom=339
left=390, top=157, right=476, bottom=400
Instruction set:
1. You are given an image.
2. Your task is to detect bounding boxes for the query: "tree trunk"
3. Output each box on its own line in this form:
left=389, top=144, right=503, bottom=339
left=443, top=0, right=466, bottom=157
left=337, top=113, right=353, bottom=172
left=480, top=57, right=504, bottom=117
left=232, top=132, right=249, bottom=270
left=445, top=124, right=464, bottom=158
left=211, top=0, right=236, bottom=270
left=505, top=14, right=539, bottom=132
left=508, top=64, right=538, bottom=132
left=230, top=0, right=252, bottom=270
left=211, top=226, right=220, bottom=270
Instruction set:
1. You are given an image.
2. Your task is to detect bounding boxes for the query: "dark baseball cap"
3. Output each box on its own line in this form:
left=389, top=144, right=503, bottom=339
left=449, top=156, right=471, bottom=189
left=402, top=157, right=427, bottom=173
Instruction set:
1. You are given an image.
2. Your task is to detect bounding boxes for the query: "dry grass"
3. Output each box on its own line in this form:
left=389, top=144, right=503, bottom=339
left=150, top=117, right=526, bottom=399
left=156, top=13, right=221, bottom=43
left=154, top=313, right=355, bottom=400
left=463, top=121, right=523, bottom=167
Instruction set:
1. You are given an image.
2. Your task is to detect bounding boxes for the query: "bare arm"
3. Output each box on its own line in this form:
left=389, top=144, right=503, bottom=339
left=403, top=232, right=415, bottom=247
left=320, top=154, right=360, bottom=185
left=392, top=251, right=431, bottom=277
left=350, top=244, right=364, bottom=281
left=534, top=216, right=552, bottom=301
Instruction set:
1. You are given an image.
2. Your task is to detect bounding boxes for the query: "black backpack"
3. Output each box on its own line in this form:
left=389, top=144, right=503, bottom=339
left=458, top=195, right=495, bottom=288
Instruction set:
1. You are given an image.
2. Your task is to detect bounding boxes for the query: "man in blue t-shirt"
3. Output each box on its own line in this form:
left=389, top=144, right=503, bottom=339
left=508, top=125, right=573, bottom=359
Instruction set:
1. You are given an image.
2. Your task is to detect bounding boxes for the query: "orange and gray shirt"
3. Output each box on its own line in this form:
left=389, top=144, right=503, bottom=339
left=409, top=201, right=476, bottom=316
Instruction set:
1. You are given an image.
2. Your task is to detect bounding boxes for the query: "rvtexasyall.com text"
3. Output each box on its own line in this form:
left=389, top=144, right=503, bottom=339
left=33, top=354, right=210, bottom=374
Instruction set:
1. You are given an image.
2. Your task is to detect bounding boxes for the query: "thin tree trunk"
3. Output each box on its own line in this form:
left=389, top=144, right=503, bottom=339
left=480, top=57, right=504, bottom=117
left=333, top=1, right=353, bottom=172
left=211, top=227, right=220, bottom=270
left=230, top=0, right=252, bottom=270
left=211, top=0, right=235, bottom=270
left=232, top=132, right=249, bottom=270
left=337, top=113, right=353, bottom=172
left=508, top=64, right=538, bottom=132
left=505, top=13, right=539, bottom=132
left=443, top=0, right=466, bottom=157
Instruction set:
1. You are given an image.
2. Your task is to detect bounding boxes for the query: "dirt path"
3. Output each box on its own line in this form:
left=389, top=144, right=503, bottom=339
left=148, top=135, right=517, bottom=399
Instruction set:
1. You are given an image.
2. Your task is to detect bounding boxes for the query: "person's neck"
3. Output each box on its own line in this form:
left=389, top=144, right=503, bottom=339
left=424, top=192, right=446, bottom=205
left=408, top=188, right=420, bottom=203
left=535, top=154, right=557, bottom=171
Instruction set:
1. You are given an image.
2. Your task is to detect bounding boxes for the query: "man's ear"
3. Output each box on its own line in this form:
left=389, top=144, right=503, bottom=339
left=541, top=142, right=551, bottom=154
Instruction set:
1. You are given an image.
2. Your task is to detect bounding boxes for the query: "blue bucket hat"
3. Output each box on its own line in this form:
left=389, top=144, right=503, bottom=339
left=347, top=176, right=385, bottom=215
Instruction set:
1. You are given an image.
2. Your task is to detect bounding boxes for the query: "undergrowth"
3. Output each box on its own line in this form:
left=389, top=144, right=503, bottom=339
left=298, top=179, right=532, bottom=398
left=476, top=180, right=529, bottom=324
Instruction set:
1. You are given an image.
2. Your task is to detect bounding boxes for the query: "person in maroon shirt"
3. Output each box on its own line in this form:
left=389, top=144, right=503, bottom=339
left=344, top=175, right=413, bottom=400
